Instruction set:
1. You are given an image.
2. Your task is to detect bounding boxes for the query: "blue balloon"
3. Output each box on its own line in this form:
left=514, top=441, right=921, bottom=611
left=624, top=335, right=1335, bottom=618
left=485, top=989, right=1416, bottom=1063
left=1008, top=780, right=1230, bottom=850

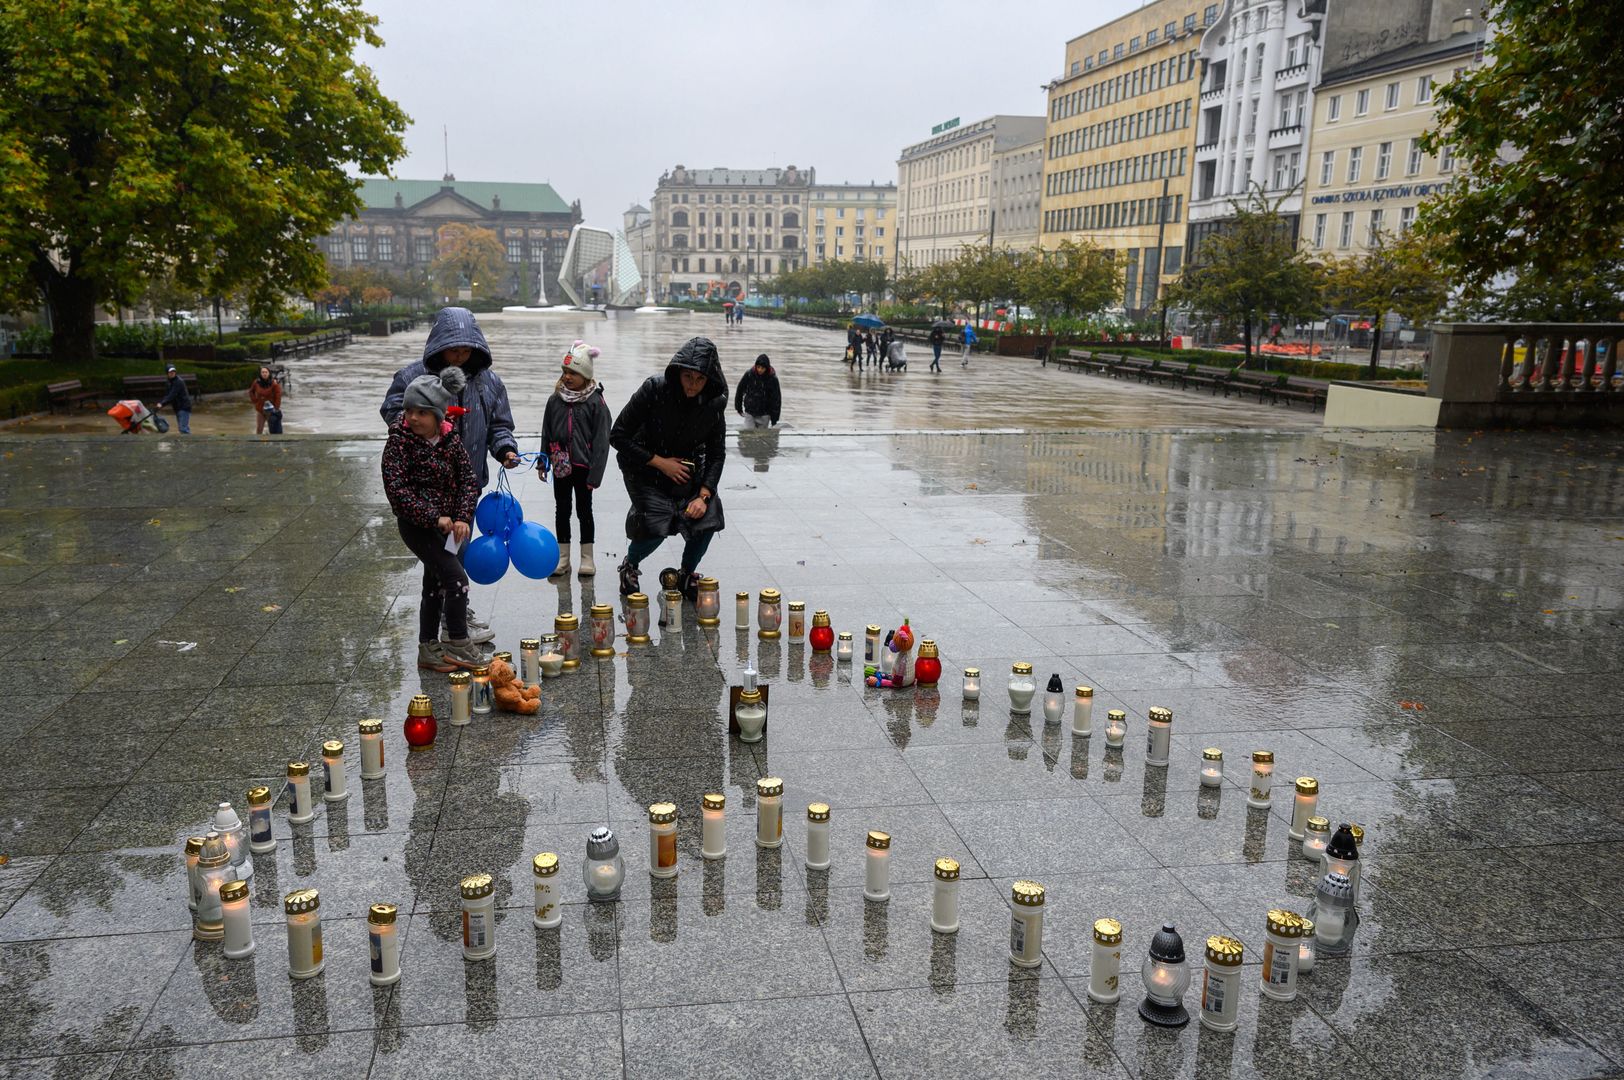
left=507, top=521, right=560, bottom=580
left=475, top=491, right=523, bottom=538
left=464, top=533, right=510, bottom=584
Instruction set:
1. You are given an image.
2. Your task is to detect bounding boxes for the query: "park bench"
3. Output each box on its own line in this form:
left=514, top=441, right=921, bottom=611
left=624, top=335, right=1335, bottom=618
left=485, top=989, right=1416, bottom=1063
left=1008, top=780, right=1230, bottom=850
left=1181, top=365, right=1226, bottom=393
left=1271, top=376, right=1327, bottom=410
left=47, top=379, right=100, bottom=412
left=122, top=373, right=199, bottom=404
left=1093, top=353, right=1127, bottom=376
left=1052, top=349, right=1090, bottom=374
left=1136, top=360, right=1183, bottom=388
left=1222, top=371, right=1278, bottom=403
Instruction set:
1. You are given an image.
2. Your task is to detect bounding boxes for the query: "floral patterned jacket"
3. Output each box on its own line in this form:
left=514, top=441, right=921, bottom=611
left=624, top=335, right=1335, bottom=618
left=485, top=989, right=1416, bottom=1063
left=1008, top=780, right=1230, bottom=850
left=381, top=423, right=478, bottom=530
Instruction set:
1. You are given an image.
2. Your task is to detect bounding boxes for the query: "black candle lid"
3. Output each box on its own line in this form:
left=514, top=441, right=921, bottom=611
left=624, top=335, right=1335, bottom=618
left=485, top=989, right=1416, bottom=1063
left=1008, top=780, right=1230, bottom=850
left=1326, top=823, right=1360, bottom=861
left=1147, top=923, right=1186, bottom=963
left=1046, top=673, right=1063, bottom=692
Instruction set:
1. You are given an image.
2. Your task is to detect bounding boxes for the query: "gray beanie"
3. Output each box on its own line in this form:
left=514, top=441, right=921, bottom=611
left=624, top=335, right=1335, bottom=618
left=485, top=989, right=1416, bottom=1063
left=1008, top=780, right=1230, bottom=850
left=402, top=365, right=467, bottom=421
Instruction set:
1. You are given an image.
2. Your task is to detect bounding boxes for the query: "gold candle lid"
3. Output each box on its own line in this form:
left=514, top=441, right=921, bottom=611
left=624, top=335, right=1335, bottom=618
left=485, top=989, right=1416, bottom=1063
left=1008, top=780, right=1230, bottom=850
left=787, top=600, right=805, bottom=611
left=472, top=663, right=491, bottom=677
left=448, top=670, right=470, bottom=687
left=1093, top=917, right=1122, bottom=944
left=698, top=577, right=719, bottom=592
left=756, top=777, right=783, bottom=798
left=197, top=834, right=231, bottom=869
left=737, top=591, right=751, bottom=601
left=408, top=694, right=434, bottom=717
left=812, top=610, right=831, bottom=627
left=918, top=640, right=939, bottom=658
left=539, top=632, right=559, bottom=644
left=491, top=652, right=511, bottom=666
left=322, top=739, right=344, bottom=757
left=866, top=830, right=891, bottom=850
left=1202, top=747, right=1224, bottom=761
left=459, top=873, right=495, bottom=899
left=1011, top=662, right=1034, bottom=675
left=369, top=902, right=398, bottom=924
left=1266, top=909, right=1304, bottom=937
left=358, top=718, right=383, bottom=734
left=1306, top=815, right=1331, bottom=833
left=1295, top=777, right=1319, bottom=795
left=184, top=836, right=206, bottom=856
left=287, top=761, right=310, bottom=777
left=218, top=879, right=249, bottom=904
left=532, top=852, right=559, bottom=877
left=1350, top=823, right=1365, bottom=846
left=648, top=801, right=677, bottom=824
left=283, top=888, right=320, bottom=914
left=837, top=631, right=853, bottom=641
left=246, top=786, right=271, bottom=807
left=664, top=589, right=682, bottom=602
left=964, top=667, right=981, bottom=677
left=739, top=688, right=763, bottom=705
left=1252, top=750, right=1275, bottom=764
left=1299, top=917, right=1316, bottom=939
left=933, top=857, right=960, bottom=881
left=520, top=638, right=541, bottom=650
left=702, top=792, right=726, bottom=811
left=866, top=624, right=882, bottom=635
left=1011, top=880, right=1046, bottom=907
left=807, top=802, right=831, bottom=822
left=590, top=603, right=613, bottom=618
left=1148, top=707, right=1173, bottom=725
left=554, top=612, right=580, bottom=629
left=1106, top=709, right=1127, bottom=722
left=760, top=589, right=781, bottom=602
left=1075, top=685, right=1094, bottom=698
left=1205, top=935, right=1244, bottom=967
left=628, top=592, right=650, bottom=608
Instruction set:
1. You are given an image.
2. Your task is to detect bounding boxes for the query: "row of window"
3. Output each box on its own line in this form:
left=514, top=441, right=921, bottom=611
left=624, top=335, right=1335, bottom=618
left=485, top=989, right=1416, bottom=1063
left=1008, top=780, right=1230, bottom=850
left=1121, top=245, right=1185, bottom=309
left=814, top=206, right=887, bottom=221
left=1051, top=99, right=1193, bottom=160
left=1043, top=193, right=1184, bottom=235
left=1068, top=7, right=1216, bottom=76
left=1324, top=74, right=1438, bottom=122
left=907, top=207, right=989, bottom=237
left=669, top=234, right=801, bottom=251
left=813, top=244, right=885, bottom=262
left=335, top=235, right=559, bottom=265
left=668, top=257, right=797, bottom=274
left=1052, top=50, right=1198, bottom=122
left=1310, top=206, right=1418, bottom=248
left=1317, top=138, right=1453, bottom=186
left=667, top=192, right=802, bottom=205
left=671, top=210, right=798, bottom=229
left=814, top=225, right=885, bottom=239
left=1046, top=147, right=1189, bottom=198
left=901, top=141, right=992, bottom=182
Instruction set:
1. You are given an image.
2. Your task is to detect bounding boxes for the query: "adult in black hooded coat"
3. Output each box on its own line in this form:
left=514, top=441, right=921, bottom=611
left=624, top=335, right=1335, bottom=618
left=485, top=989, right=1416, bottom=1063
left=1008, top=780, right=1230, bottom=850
left=609, top=337, right=728, bottom=598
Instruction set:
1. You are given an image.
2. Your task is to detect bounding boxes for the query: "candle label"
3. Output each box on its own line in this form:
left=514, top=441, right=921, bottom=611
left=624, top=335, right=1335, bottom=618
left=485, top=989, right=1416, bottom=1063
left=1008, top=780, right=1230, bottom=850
left=463, top=909, right=488, bottom=949
left=1146, top=730, right=1157, bottom=757
left=1201, top=969, right=1224, bottom=1013
left=1263, top=942, right=1292, bottom=985
left=249, top=807, right=272, bottom=844
left=323, top=761, right=335, bottom=794
left=657, top=832, right=677, bottom=868
left=310, top=923, right=323, bottom=965
left=1009, top=914, right=1027, bottom=957
left=369, top=929, right=383, bottom=974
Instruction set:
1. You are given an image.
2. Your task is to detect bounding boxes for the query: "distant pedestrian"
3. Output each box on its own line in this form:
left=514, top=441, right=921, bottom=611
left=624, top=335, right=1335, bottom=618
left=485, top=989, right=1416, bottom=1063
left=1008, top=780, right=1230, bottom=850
left=845, top=325, right=860, bottom=366
left=864, top=331, right=877, bottom=365
left=734, top=304, right=744, bottom=327
left=159, top=365, right=192, bottom=434
left=249, top=366, right=282, bottom=434
left=542, top=340, right=612, bottom=580
left=960, top=323, right=978, bottom=368
left=929, top=325, right=946, bottom=372
left=879, top=327, right=894, bottom=367
left=734, top=353, right=781, bottom=429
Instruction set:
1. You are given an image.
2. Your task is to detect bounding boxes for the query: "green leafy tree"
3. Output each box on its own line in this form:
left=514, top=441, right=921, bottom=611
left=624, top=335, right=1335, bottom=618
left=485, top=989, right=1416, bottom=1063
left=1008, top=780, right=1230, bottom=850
left=1023, top=239, right=1120, bottom=322
left=431, top=223, right=505, bottom=298
left=1418, top=1, right=1624, bottom=319
left=1163, top=186, right=1323, bottom=366
left=0, top=0, right=408, bottom=360
left=1324, top=230, right=1450, bottom=374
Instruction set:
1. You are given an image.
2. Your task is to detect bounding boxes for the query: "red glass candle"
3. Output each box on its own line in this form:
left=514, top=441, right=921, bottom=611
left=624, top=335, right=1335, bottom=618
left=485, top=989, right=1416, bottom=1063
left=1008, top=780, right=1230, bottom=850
left=914, top=640, right=942, bottom=687
left=403, top=693, right=437, bottom=752
left=809, top=610, right=835, bottom=654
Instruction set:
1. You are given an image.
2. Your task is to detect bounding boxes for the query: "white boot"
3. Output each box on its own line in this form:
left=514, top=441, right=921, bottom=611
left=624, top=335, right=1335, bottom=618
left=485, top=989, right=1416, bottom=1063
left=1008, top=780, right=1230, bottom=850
left=551, top=544, right=571, bottom=578
left=577, top=543, right=596, bottom=578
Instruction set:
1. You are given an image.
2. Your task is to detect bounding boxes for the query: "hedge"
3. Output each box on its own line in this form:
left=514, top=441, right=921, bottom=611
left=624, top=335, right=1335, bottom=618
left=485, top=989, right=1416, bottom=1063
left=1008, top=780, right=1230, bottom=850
left=0, top=358, right=264, bottom=421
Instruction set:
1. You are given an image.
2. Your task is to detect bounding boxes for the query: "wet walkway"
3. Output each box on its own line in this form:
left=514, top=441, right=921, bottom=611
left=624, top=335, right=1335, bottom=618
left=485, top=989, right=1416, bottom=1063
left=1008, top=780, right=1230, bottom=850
left=8, top=313, right=1320, bottom=436
left=0, top=427, right=1621, bottom=1079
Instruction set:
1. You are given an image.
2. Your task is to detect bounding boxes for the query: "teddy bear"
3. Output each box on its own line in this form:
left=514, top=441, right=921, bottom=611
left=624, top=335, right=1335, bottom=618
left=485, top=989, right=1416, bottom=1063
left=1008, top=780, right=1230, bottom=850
left=489, top=656, right=541, bottom=714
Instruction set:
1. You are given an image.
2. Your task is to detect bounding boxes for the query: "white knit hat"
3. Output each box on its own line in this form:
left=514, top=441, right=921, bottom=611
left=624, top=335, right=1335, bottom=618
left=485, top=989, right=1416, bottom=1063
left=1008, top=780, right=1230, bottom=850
left=562, top=340, right=600, bottom=382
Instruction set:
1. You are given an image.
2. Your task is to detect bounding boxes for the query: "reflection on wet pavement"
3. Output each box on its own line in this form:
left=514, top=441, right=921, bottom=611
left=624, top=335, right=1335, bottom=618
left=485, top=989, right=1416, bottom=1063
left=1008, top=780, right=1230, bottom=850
left=0, top=425, right=1620, bottom=1077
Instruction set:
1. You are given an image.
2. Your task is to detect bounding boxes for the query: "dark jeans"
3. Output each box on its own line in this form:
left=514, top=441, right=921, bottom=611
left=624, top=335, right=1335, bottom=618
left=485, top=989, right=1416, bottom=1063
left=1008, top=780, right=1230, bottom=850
left=553, top=470, right=595, bottom=544
left=626, top=531, right=714, bottom=575
left=397, top=519, right=469, bottom=642
left=931, top=344, right=942, bottom=370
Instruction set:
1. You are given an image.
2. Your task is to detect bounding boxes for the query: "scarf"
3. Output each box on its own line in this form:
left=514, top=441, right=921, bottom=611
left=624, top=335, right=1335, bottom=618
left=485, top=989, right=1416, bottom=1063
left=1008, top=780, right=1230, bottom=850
left=556, top=378, right=597, bottom=404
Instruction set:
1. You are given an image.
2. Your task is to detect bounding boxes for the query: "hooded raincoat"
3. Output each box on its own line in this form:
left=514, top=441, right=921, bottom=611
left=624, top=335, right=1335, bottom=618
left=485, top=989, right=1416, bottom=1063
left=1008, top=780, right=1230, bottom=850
left=380, top=308, right=518, bottom=490
left=609, top=337, right=728, bottom=541
left=733, top=362, right=781, bottom=425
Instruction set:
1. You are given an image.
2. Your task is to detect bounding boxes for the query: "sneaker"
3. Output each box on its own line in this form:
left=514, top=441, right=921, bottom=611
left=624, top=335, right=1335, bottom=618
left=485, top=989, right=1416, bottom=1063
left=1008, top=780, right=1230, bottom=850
left=440, top=638, right=486, bottom=669
left=416, top=641, right=455, bottom=673
left=466, top=609, right=490, bottom=632
left=617, top=558, right=641, bottom=598
left=448, top=623, right=495, bottom=645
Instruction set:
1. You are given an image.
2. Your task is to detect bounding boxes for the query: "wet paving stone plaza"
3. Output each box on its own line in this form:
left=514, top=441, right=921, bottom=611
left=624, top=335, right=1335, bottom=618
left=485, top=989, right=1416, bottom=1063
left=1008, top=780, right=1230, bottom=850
left=2, top=388, right=1623, bottom=1075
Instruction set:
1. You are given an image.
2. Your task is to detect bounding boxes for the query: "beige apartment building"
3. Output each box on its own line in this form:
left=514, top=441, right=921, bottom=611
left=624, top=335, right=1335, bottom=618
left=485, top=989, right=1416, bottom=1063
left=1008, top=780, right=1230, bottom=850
left=1302, top=15, right=1484, bottom=257
left=1039, top=0, right=1209, bottom=313
left=809, top=182, right=897, bottom=267
left=649, top=164, right=812, bottom=302
left=895, top=115, right=1046, bottom=272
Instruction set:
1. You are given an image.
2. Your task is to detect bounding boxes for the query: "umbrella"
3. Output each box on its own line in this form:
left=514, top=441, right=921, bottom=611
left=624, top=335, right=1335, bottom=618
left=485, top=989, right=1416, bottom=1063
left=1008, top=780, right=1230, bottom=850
left=851, top=313, right=885, bottom=329
left=931, top=319, right=956, bottom=330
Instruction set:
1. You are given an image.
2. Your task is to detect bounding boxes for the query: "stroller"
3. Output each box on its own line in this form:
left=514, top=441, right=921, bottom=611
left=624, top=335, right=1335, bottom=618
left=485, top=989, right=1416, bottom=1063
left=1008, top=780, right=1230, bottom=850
left=885, top=340, right=908, bottom=371
left=107, top=399, right=168, bottom=434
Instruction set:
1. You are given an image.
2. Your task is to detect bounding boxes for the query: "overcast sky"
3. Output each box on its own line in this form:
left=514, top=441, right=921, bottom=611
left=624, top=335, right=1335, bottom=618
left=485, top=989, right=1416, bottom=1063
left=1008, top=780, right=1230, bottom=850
left=359, top=0, right=1141, bottom=230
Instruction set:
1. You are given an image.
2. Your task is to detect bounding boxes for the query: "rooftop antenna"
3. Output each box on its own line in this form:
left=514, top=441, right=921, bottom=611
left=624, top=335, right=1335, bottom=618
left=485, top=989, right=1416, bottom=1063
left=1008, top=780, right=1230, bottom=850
left=442, top=125, right=451, bottom=182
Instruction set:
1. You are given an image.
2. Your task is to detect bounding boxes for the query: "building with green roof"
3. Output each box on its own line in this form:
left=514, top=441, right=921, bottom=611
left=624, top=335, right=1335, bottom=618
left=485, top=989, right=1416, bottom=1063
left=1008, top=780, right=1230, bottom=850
left=318, top=175, right=582, bottom=302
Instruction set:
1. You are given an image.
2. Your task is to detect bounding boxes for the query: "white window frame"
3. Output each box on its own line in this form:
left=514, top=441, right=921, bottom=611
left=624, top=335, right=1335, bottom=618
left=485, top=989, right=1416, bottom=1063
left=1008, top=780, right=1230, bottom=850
left=1327, top=95, right=1342, bottom=122
left=1347, top=146, right=1363, bottom=183
left=1416, top=74, right=1433, bottom=104
left=1320, top=150, right=1336, bottom=186
left=1339, top=211, right=1354, bottom=248
left=1376, top=141, right=1392, bottom=180
left=1384, top=82, right=1400, bottom=110
left=1406, top=138, right=1423, bottom=175
left=1355, top=89, right=1370, bottom=116
left=1313, top=213, right=1327, bottom=247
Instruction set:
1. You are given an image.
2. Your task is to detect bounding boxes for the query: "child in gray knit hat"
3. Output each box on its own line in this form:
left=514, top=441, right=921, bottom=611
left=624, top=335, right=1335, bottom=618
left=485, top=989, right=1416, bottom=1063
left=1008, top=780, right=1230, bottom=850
left=381, top=366, right=487, bottom=671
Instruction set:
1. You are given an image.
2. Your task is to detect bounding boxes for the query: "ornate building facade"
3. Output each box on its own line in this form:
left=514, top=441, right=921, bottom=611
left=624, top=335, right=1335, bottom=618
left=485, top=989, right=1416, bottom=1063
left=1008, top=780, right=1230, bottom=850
left=650, top=165, right=813, bottom=302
